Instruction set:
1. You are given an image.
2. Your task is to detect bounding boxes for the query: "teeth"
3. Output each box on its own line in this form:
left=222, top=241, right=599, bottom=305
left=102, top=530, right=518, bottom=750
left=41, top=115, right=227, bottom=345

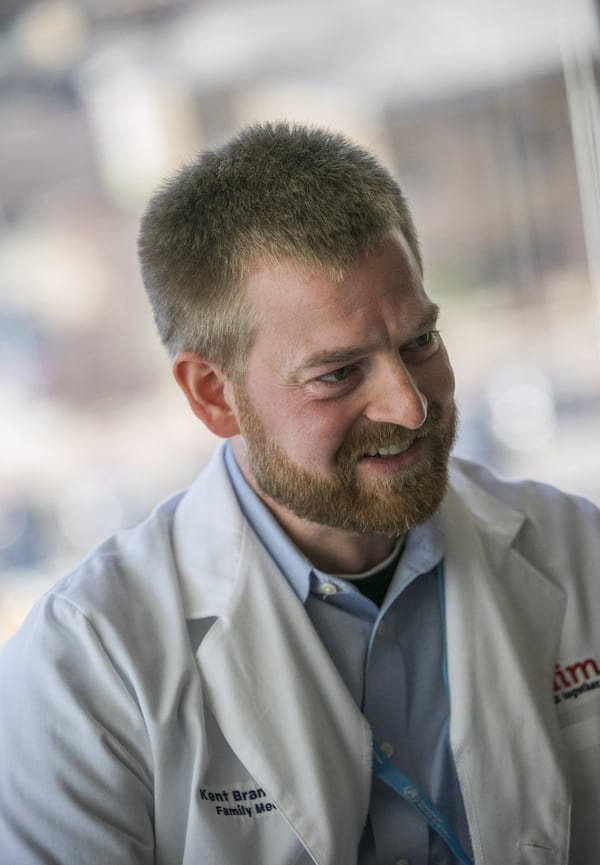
left=366, top=442, right=411, bottom=457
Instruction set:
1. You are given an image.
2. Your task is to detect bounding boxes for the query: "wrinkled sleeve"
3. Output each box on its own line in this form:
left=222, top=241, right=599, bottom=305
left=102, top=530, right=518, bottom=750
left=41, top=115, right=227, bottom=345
left=0, top=594, right=155, bottom=864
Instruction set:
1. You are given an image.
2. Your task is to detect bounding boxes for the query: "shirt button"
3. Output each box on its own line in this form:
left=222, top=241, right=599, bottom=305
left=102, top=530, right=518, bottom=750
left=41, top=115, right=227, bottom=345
left=380, top=741, right=394, bottom=758
left=395, top=859, right=411, bottom=865
left=376, top=622, right=386, bottom=636
left=320, top=582, right=338, bottom=597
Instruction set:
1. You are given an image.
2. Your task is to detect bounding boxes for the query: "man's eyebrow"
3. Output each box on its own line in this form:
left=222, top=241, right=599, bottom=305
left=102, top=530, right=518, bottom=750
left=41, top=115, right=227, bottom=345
left=398, top=303, right=440, bottom=346
left=295, top=303, right=441, bottom=374
left=416, top=303, right=440, bottom=332
left=297, top=345, right=371, bottom=372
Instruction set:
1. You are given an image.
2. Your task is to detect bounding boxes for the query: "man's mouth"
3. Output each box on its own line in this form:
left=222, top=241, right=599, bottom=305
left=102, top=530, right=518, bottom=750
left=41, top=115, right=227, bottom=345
left=363, top=441, right=413, bottom=458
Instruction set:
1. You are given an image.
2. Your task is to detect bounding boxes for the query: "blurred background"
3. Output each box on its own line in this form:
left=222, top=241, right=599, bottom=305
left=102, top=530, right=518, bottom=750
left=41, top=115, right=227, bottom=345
left=1, top=0, right=599, bottom=644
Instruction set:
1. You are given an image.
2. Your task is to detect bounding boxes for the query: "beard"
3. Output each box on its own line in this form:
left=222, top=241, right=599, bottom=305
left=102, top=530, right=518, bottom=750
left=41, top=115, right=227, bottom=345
left=234, top=389, right=458, bottom=538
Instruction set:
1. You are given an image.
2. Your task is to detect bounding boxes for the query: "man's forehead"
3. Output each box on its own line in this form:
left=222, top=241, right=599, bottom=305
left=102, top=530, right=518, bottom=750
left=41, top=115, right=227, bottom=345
left=247, top=236, right=418, bottom=303
left=243, top=232, right=434, bottom=366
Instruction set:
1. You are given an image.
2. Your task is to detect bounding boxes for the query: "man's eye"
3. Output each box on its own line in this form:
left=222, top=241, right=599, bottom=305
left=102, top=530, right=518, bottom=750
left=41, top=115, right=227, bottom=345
left=409, top=330, right=439, bottom=350
left=415, top=332, right=433, bottom=347
left=318, top=366, right=354, bottom=383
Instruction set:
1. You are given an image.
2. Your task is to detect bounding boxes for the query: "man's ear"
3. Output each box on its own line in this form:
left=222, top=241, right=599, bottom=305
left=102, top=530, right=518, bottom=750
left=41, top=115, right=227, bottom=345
left=173, top=352, right=241, bottom=438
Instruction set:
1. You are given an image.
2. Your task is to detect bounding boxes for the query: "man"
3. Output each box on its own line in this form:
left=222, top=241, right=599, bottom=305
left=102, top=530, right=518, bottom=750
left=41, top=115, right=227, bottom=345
left=0, top=122, right=599, bottom=865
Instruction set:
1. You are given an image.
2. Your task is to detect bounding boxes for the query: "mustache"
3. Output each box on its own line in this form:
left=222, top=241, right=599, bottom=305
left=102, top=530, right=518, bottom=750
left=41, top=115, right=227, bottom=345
left=336, top=403, right=447, bottom=465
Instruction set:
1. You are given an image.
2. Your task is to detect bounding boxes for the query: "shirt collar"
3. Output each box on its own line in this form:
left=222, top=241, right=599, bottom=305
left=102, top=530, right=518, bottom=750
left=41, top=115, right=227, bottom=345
left=223, top=442, right=314, bottom=603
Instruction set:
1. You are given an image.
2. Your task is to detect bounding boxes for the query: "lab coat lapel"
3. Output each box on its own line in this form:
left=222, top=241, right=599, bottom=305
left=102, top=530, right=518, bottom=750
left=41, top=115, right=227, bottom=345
left=442, top=472, right=571, bottom=864
left=193, top=494, right=371, bottom=865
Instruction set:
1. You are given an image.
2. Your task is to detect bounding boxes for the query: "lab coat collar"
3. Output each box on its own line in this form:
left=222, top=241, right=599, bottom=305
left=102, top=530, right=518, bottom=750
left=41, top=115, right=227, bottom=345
left=173, top=445, right=372, bottom=865
left=442, top=462, right=570, bottom=864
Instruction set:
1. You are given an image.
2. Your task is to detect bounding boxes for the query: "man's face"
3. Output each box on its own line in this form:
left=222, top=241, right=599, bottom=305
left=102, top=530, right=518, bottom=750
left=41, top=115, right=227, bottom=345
left=232, top=231, right=457, bottom=537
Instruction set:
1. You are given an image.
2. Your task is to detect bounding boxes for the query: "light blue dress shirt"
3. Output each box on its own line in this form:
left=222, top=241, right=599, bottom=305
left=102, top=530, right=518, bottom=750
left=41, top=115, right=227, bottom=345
left=223, top=443, right=473, bottom=865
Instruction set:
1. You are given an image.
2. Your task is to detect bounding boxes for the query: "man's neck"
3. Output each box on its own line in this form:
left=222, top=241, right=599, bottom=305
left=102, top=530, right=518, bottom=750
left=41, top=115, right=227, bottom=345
left=261, top=495, right=397, bottom=574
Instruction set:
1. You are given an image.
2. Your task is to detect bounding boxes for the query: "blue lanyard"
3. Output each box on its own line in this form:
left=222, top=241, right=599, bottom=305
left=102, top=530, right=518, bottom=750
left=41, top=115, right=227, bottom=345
left=372, top=744, right=473, bottom=865
left=371, top=560, right=474, bottom=865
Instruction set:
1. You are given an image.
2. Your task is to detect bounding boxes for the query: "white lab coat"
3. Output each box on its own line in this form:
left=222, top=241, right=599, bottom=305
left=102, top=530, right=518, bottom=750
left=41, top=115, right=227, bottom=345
left=0, top=448, right=599, bottom=865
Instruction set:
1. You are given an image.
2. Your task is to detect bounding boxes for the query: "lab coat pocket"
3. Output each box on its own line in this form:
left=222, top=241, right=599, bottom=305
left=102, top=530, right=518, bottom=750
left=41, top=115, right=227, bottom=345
left=562, top=716, right=600, bottom=865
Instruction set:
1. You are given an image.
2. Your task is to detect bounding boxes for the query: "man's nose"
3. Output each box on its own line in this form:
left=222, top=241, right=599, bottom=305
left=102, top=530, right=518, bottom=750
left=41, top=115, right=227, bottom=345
left=364, top=360, right=428, bottom=430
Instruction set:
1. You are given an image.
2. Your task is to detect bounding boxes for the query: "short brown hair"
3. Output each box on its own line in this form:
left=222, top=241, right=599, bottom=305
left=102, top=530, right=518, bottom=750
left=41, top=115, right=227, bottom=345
left=138, top=121, right=421, bottom=378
